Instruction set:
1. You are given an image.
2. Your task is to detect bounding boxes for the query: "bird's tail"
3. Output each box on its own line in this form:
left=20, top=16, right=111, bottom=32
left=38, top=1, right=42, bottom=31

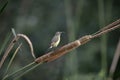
left=46, top=46, right=52, bottom=52
left=49, top=46, right=52, bottom=49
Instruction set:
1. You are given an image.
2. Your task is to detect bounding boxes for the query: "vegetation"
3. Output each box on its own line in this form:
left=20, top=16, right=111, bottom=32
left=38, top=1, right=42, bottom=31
left=0, top=0, right=120, bottom=80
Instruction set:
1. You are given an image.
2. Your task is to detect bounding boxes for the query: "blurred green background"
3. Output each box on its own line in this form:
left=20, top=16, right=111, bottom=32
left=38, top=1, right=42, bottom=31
left=0, top=0, right=120, bottom=80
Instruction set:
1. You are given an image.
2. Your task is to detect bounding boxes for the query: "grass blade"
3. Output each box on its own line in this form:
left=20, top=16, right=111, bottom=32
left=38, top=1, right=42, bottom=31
left=4, top=43, right=22, bottom=74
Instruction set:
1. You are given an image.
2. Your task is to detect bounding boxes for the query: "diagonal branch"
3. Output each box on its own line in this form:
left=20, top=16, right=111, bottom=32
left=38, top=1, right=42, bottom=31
left=35, top=19, right=120, bottom=63
left=109, top=38, right=120, bottom=78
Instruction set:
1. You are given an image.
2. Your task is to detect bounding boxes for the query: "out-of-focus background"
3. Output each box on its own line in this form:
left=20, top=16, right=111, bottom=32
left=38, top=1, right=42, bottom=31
left=0, top=0, right=120, bottom=80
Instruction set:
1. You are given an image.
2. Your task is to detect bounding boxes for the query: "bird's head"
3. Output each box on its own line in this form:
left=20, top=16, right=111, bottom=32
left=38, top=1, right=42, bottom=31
left=56, top=31, right=64, bottom=35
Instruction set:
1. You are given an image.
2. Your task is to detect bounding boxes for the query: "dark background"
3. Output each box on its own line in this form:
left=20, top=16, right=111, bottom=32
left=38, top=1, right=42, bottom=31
left=0, top=0, right=120, bottom=80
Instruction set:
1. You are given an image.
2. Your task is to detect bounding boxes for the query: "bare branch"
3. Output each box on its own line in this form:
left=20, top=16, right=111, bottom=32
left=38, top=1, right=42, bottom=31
left=35, top=19, right=120, bottom=63
left=109, top=38, right=120, bottom=78
left=35, top=35, right=92, bottom=63
left=92, top=19, right=120, bottom=38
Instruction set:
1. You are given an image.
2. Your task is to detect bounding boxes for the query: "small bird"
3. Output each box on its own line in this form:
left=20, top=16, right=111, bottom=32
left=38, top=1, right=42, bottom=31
left=49, top=31, right=63, bottom=49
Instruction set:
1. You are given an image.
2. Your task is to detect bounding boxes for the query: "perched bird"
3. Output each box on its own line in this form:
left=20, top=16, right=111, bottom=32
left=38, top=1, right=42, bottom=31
left=49, top=31, right=63, bottom=49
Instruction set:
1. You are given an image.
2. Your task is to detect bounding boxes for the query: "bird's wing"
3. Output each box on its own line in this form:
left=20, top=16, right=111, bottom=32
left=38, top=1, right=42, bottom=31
left=51, top=36, right=58, bottom=43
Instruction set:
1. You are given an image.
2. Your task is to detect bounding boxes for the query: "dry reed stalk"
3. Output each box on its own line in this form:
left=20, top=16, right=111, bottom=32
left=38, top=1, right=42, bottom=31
left=35, top=35, right=92, bottom=63
left=0, top=34, right=36, bottom=69
left=35, top=19, right=120, bottom=63
left=109, top=38, right=120, bottom=78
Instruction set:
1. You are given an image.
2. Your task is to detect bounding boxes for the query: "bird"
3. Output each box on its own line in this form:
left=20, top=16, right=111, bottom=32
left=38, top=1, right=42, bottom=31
left=49, top=31, right=63, bottom=49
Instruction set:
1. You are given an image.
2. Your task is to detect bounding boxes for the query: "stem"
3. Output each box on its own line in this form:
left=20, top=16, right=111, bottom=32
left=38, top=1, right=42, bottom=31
left=0, top=32, right=12, bottom=56
left=2, top=62, right=35, bottom=80
left=13, top=62, right=43, bottom=80
left=98, top=0, right=107, bottom=79
left=4, top=43, right=22, bottom=74
left=109, top=38, right=120, bottom=78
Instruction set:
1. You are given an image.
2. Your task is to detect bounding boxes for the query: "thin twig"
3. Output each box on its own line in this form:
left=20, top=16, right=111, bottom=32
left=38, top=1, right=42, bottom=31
left=92, top=19, right=120, bottom=36
left=0, top=36, right=20, bottom=69
left=5, top=43, right=22, bottom=74
left=0, top=32, right=12, bottom=56
left=13, top=62, right=42, bottom=80
left=11, top=28, right=22, bottom=52
left=91, top=22, right=120, bottom=38
left=2, top=62, right=36, bottom=80
left=109, top=38, right=120, bottom=78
